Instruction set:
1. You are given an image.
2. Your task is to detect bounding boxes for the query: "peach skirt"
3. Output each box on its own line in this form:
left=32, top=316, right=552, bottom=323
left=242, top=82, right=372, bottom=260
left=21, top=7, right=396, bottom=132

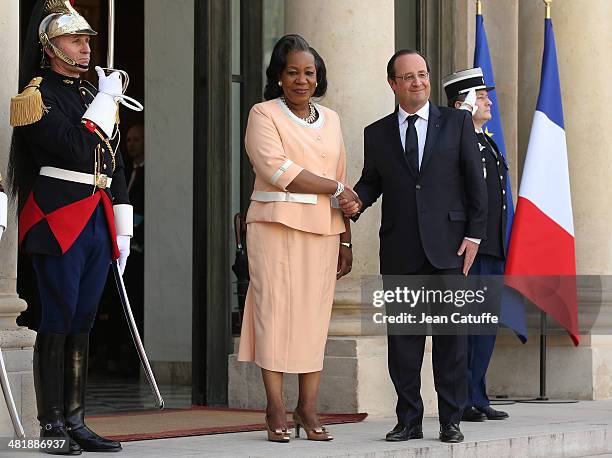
left=237, top=222, right=339, bottom=373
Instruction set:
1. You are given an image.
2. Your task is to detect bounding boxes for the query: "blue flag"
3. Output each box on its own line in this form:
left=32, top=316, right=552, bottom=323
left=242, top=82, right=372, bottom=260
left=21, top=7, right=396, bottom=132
left=475, top=12, right=527, bottom=342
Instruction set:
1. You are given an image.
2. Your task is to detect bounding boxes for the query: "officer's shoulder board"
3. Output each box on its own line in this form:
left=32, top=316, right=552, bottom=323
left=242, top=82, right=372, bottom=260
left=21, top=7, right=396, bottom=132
left=10, top=77, right=49, bottom=127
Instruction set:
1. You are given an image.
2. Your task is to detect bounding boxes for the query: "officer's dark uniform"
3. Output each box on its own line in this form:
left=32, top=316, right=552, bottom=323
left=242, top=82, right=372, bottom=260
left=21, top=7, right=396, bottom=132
left=18, top=68, right=128, bottom=330
left=11, top=68, right=128, bottom=454
left=467, top=132, right=508, bottom=411
left=8, top=1, right=130, bottom=453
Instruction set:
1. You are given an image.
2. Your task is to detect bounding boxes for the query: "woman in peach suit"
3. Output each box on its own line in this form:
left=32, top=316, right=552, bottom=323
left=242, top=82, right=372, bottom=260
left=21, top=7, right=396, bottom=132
left=238, top=35, right=360, bottom=442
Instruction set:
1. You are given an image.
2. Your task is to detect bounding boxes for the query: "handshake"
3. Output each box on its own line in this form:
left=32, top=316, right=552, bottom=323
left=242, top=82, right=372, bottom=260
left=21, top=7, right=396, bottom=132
left=336, top=185, right=362, bottom=218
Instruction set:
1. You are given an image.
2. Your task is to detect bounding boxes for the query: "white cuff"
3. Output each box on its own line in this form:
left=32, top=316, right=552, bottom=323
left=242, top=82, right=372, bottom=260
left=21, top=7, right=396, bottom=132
left=113, top=204, right=133, bottom=237
left=465, top=237, right=481, bottom=245
left=82, top=92, right=118, bottom=138
left=0, top=192, right=7, bottom=230
left=270, top=159, right=294, bottom=185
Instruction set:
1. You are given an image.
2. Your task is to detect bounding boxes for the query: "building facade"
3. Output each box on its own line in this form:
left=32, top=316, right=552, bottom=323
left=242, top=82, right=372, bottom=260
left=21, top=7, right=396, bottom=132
left=0, top=0, right=611, bottom=434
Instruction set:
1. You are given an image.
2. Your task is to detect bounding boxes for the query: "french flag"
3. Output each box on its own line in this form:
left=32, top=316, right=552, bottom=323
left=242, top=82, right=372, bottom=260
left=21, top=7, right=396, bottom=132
left=505, top=17, right=579, bottom=345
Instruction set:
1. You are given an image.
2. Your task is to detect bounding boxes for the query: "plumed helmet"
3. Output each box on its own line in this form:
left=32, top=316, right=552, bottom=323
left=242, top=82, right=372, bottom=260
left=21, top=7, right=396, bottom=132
left=38, top=0, right=97, bottom=69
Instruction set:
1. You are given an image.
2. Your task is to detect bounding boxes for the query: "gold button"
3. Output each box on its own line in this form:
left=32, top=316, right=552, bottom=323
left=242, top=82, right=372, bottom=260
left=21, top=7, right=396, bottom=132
left=502, top=189, right=506, bottom=194
left=503, top=205, right=507, bottom=210
left=500, top=175, right=503, bottom=180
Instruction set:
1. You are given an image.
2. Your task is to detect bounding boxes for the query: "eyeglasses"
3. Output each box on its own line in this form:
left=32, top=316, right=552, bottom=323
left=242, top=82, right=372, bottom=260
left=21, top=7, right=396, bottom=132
left=393, top=72, right=430, bottom=83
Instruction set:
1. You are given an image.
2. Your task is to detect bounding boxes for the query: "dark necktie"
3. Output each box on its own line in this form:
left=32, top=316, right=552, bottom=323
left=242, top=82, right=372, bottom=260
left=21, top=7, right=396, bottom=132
left=405, top=114, right=419, bottom=173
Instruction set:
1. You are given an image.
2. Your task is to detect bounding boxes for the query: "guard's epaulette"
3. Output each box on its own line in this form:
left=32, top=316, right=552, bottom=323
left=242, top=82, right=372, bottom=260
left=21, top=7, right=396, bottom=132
left=10, top=77, right=49, bottom=127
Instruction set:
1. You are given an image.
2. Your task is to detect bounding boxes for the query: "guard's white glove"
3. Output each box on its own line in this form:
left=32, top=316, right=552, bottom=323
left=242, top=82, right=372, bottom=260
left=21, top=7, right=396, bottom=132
left=96, top=66, right=123, bottom=98
left=82, top=67, right=122, bottom=137
left=459, top=88, right=478, bottom=115
left=117, top=235, right=131, bottom=275
left=0, top=191, right=7, bottom=242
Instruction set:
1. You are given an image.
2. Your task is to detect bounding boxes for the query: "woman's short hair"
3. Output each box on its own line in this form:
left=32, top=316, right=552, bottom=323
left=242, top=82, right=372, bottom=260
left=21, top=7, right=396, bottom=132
left=263, top=34, right=327, bottom=101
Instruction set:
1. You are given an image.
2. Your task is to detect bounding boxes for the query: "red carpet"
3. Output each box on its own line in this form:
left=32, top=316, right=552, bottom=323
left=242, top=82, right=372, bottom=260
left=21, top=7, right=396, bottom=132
left=86, top=406, right=367, bottom=441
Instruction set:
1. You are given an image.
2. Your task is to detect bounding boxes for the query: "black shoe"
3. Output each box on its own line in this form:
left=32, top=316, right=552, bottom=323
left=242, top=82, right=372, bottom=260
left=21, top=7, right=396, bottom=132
left=439, top=423, right=464, bottom=443
left=64, top=334, right=122, bottom=452
left=476, top=405, right=509, bottom=420
left=34, top=333, right=82, bottom=456
left=461, top=406, right=487, bottom=422
left=385, top=423, right=423, bottom=441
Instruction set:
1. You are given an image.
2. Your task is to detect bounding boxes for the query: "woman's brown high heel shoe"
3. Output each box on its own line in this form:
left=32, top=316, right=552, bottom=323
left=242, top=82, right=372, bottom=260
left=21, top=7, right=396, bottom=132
left=292, top=411, right=333, bottom=441
left=265, top=416, right=291, bottom=443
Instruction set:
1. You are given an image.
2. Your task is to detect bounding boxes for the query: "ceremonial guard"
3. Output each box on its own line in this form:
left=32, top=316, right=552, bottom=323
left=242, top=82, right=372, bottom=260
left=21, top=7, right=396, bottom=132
left=7, top=0, right=134, bottom=453
left=443, top=68, right=509, bottom=422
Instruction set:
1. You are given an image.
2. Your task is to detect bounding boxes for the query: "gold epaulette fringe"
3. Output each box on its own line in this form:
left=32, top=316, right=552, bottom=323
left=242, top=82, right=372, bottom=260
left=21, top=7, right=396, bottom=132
left=10, top=77, right=48, bottom=127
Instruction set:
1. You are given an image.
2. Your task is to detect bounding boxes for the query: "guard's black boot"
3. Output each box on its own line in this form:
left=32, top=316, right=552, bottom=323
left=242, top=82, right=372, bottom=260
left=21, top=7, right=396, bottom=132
left=64, top=333, right=122, bottom=452
left=34, top=332, right=82, bottom=455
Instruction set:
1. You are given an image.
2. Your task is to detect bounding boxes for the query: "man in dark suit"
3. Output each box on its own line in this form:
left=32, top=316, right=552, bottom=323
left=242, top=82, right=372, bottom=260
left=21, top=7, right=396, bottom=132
left=344, top=50, right=487, bottom=443
left=443, top=68, right=509, bottom=422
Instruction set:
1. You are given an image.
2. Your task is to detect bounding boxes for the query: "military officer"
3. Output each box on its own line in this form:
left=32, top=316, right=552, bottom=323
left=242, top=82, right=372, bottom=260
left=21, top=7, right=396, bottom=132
left=443, top=68, right=509, bottom=422
left=7, top=0, right=133, bottom=454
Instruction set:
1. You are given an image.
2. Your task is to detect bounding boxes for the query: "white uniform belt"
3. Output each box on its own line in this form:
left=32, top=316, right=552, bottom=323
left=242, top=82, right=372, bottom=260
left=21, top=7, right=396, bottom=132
left=39, top=166, right=112, bottom=188
left=251, top=191, right=317, bottom=204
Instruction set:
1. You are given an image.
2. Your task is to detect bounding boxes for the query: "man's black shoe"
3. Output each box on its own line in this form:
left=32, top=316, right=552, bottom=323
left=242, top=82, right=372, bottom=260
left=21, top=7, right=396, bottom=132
left=461, top=406, right=487, bottom=422
left=476, top=405, right=509, bottom=420
left=385, top=423, right=423, bottom=441
left=439, top=423, right=464, bottom=443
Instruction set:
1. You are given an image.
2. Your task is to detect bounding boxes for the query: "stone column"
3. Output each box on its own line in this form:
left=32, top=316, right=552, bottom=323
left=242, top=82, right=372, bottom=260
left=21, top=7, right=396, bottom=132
left=284, top=0, right=395, bottom=334
left=0, top=3, right=37, bottom=437
left=487, top=0, right=612, bottom=400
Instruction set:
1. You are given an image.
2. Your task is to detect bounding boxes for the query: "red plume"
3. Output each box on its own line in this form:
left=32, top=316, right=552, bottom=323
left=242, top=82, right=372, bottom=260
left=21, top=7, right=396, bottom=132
left=70, top=0, right=75, bottom=5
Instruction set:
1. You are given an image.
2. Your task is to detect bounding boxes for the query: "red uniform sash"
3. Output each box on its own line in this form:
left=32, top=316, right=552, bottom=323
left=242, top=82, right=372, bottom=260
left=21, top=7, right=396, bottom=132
left=19, top=189, right=120, bottom=259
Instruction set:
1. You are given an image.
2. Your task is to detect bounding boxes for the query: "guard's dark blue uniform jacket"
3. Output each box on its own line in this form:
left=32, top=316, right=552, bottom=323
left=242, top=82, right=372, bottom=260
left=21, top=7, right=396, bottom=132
left=15, top=68, right=129, bottom=257
left=476, top=132, right=508, bottom=259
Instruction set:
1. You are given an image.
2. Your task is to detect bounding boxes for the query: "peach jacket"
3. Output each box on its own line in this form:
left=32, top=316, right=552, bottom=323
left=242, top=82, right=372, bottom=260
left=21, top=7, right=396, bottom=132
left=245, top=98, right=347, bottom=236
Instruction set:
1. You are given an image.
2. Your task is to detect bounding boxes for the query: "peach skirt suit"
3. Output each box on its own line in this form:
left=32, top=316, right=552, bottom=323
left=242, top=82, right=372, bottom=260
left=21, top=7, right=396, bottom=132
left=237, top=99, right=347, bottom=373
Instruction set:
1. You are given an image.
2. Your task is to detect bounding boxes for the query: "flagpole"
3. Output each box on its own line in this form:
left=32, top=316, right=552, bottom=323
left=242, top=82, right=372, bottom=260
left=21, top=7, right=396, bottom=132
left=476, top=0, right=482, bottom=15
left=538, top=311, right=548, bottom=400
left=518, top=0, right=577, bottom=405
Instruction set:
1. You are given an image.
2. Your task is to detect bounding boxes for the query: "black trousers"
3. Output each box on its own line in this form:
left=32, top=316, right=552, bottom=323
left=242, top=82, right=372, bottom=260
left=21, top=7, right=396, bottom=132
left=386, top=260, right=467, bottom=426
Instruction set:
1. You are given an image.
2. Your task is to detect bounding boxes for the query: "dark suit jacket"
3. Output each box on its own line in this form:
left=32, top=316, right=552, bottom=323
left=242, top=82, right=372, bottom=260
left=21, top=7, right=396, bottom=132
left=354, top=103, right=487, bottom=274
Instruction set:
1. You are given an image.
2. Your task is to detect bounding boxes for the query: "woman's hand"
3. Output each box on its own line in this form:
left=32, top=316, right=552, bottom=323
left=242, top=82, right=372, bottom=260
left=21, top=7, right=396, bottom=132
left=338, top=186, right=362, bottom=217
left=337, top=244, right=353, bottom=279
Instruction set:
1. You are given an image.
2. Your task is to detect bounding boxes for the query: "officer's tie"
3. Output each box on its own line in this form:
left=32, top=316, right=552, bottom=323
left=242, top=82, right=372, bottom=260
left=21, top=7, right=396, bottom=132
left=405, top=114, right=419, bottom=173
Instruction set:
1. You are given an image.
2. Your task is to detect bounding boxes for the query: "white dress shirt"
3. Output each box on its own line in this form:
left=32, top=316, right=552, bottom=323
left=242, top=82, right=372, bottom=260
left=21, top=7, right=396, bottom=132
left=398, top=101, right=429, bottom=170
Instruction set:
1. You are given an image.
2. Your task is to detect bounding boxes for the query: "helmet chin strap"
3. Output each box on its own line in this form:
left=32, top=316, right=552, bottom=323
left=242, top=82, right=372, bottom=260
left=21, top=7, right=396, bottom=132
left=49, top=42, right=89, bottom=70
left=40, top=33, right=89, bottom=71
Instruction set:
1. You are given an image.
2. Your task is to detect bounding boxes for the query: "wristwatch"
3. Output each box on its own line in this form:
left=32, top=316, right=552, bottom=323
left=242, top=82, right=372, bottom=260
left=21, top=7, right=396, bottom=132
left=340, top=242, right=352, bottom=249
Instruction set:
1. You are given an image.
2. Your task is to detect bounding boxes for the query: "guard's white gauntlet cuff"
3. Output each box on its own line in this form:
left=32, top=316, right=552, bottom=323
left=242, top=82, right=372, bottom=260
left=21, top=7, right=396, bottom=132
left=82, top=92, right=118, bottom=138
left=0, top=192, right=7, bottom=230
left=114, top=204, right=133, bottom=237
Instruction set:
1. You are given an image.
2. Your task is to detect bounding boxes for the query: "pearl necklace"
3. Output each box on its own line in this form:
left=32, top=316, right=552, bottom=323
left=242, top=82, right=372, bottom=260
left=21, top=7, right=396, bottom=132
left=281, top=97, right=317, bottom=124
